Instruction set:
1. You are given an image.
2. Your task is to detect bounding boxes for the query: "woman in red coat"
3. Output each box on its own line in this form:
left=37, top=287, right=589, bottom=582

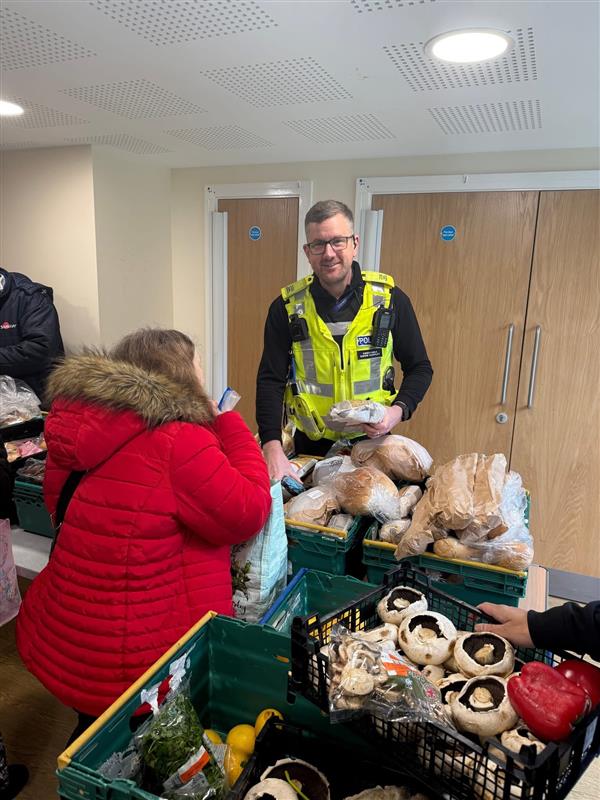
left=16, top=328, right=271, bottom=737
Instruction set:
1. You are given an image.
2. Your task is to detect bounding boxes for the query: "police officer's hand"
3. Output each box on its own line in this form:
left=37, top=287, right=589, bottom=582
left=362, top=404, right=404, bottom=438
left=262, top=440, right=300, bottom=481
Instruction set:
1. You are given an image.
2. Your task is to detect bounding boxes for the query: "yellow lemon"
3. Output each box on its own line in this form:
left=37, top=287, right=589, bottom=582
left=224, top=746, right=246, bottom=787
left=204, top=729, right=223, bottom=745
left=254, top=708, right=284, bottom=736
left=226, top=724, right=255, bottom=757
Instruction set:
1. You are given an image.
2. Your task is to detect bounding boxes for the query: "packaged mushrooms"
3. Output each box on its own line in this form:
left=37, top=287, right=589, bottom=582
left=328, top=626, right=449, bottom=727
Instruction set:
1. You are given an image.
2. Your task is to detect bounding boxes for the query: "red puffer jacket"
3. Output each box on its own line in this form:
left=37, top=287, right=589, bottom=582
left=16, top=354, right=271, bottom=716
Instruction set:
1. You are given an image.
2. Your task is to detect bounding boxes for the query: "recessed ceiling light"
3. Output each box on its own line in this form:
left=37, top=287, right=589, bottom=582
left=0, top=100, right=25, bottom=116
left=425, top=29, right=513, bottom=64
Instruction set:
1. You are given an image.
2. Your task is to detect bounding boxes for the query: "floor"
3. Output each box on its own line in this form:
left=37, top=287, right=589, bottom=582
left=2, top=580, right=599, bottom=800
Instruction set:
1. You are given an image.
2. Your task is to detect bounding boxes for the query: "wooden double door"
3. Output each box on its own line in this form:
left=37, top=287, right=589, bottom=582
left=372, top=190, right=599, bottom=577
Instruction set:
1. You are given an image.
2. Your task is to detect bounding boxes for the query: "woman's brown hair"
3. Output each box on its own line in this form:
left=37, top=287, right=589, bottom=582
left=111, top=328, right=203, bottom=396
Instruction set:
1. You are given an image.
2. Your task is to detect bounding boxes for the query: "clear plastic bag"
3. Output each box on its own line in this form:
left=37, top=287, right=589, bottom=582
left=15, top=457, right=46, bottom=484
left=312, top=455, right=356, bottom=486
left=284, top=486, right=339, bottom=527
left=323, top=399, right=385, bottom=433
left=0, top=376, right=42, bottom=427
left=351, top=435, right=433, bottom=482
left=328, top=625, right=450, bottom=727
left=334, top=466, right=403, bottom=523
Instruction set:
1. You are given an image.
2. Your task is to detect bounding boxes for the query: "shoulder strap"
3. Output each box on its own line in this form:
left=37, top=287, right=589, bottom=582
left=51, top=470, right=85, bottom=554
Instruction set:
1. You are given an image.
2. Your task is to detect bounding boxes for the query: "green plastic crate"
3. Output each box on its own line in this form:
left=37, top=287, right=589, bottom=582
left=286, top=516, right=375, bottom=577
left=13, top=479, right=54, bottom=538
left=362, top=527, right=527, bottom=606
left=260, top=568, right=376, bottom=633
left=57, top=614, right=374, bottom=800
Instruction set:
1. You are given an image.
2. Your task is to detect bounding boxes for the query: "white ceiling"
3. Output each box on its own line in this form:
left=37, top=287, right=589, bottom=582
left=0, top=0, right=598, bottom=167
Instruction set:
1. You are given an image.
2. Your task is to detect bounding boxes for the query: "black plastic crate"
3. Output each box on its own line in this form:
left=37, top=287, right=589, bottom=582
left=229, top=718, right=440, bottom=800
left=290, top=565, right=600, bottom=800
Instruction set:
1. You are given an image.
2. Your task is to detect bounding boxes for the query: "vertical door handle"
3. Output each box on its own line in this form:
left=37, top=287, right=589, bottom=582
left=527, top=326, right=542, bottom=409
left=500, top=324, right=515, bottom=405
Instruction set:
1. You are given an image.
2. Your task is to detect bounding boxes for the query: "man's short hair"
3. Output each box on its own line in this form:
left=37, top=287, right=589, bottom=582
left=304, top=200, right=353, bottom=233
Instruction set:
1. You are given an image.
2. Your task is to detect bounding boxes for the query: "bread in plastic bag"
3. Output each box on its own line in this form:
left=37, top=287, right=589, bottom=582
left=322, top=399, right=385, bottom=433
left=0, top=375, right=42, bottom=427
left=379, top=519, right=411, bottom=544
left=312, top=455, right=356, bottom=486
left=328, top=513, right=354, bottom=533
left=351, top=435, right=432, bottom=482
left=334, top=466, right=402, bottom=522
left=398, top=485, right=423, bottom=517
left=433, top=537, right=478, bottom=561
left=284, top=485, right=339, bottom=526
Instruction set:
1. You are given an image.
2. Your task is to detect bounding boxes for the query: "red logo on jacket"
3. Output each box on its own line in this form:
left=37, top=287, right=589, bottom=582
left=1, top=321, right=17, bottom=329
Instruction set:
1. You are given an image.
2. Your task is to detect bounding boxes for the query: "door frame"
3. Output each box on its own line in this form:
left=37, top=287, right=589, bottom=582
left=204, top=180, right=313, bottom=396
left=354, top=170, right=600, bottom=269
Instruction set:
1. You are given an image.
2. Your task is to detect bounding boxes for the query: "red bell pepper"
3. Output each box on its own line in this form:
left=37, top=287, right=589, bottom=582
left=556, top=660, right=600, bottom=708
left=508, top=662, right=590, bottom=741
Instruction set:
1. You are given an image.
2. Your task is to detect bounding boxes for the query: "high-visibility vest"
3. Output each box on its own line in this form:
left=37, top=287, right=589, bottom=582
left=282, top=270, right=395, bottom=441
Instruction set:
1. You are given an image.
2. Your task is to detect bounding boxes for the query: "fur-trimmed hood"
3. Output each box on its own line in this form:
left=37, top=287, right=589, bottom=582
left=47, top=352, right=214, bottom=427
left=44, top=352, right=216, bottom=472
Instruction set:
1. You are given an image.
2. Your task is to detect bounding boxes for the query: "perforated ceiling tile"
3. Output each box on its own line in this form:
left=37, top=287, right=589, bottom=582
left=385, top=27, right=537, bottom=91
left=165, top=125, right=272, bottom=150
left=429, top=100, right=543, bottom=135
left=352, top=0, right=436, bottom=12
left=0, top=140, right=37, bottom=150
left=61, top=78, right=205, bottom=118
left=65, top=134, right=170, bottom=154
left=201, top=57, right=352, bottom=107
left=2, top=100, right=89, bottom=128
left=90, top=0, right=276, bottom=46
left=284, top=113, right=395, bottom=144
left=0, top=7, right=96, bottom=70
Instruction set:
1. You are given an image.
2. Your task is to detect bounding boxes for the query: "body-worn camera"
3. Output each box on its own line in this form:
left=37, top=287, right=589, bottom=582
left=289, top=313, right=309, bottom=342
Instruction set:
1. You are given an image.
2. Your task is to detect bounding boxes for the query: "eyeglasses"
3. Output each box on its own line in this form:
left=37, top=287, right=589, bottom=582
left=305, top=235, right=356, bottom=255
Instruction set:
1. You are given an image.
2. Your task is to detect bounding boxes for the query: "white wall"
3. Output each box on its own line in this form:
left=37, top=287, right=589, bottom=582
left=0, top=146, right=100, bottom=348
left=171, top=146, right=600, bottom=361
left=92, top=148, right=173, bottom=346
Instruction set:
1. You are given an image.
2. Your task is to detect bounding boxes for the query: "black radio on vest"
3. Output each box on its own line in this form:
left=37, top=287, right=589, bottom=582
left=371, top=306, right=394, bottom=348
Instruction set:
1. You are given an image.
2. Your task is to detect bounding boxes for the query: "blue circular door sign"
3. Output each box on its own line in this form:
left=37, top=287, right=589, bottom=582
left=249, top=225, right=262, bottom=241
left=440, top=225, right=456, bottom=241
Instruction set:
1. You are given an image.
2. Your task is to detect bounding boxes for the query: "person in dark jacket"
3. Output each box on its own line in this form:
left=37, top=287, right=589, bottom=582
left=0, top=268, right=64, bottom=402
left=476, top=601, right=600, bottom=661
left=256, top=200, right=433, bottom=480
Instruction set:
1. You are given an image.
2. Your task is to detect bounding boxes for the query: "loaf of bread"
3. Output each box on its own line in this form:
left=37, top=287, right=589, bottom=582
left=379, top=518, right=411, bottom=544
left=431, top=453, right=478, bottom=531
left=351, top=435, right=433, bottom=482
left=433, top=537, right=478, bottom=561
left=284, top=486, right=339, bottom=526
left=459, top=453, right=507, bottom=540
left=398, top=484, right=423, bottom=517
left=334, top=466, right=403, bottom=522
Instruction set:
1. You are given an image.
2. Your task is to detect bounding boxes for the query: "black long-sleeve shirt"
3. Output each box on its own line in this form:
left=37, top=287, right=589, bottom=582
left=256, top=262, right=433, bottom=444
left=528, top=601, right=600, bottom=660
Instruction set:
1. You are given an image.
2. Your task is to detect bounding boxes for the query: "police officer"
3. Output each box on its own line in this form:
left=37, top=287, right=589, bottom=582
left=256, top=200, right=433, bottom=480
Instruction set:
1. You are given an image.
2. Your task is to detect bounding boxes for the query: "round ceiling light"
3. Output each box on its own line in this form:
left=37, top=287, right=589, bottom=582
left=0, top=100, right=25, bottom=116
left=425, top=29, right=513, bottom=64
